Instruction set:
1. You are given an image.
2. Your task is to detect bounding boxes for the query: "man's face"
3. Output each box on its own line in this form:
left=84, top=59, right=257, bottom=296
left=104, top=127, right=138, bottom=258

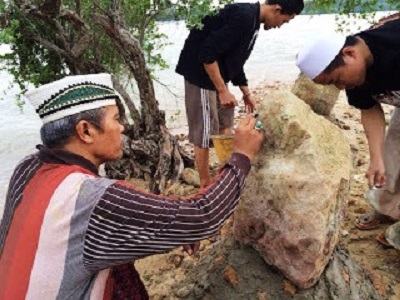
left=264, top=9, right=296, bottom=30
left=314, top=47, right=368, bottom=90
left=93, top=105, right=124, bottom=162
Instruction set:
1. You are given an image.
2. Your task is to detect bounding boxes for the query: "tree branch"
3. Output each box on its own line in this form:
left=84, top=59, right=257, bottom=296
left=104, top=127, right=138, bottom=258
left=93, top=13, right=160, bottom=133
left=17, top=2, right=70, bottom=48
left=112, top=78, right=142, bottom=134
left=25, top=33, right=71, bottom=58
left=60, top=10, right=91, bottom=58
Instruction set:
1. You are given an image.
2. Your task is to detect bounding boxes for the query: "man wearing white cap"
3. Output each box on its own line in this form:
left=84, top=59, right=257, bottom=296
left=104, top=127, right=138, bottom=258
left=296, top=18, right=400, bottom=249
left=0, top=73, right=263, bottom=299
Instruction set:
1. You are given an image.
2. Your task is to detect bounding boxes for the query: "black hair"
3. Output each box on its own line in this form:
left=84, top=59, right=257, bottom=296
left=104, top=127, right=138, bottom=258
left=40, top=107, right=106, bottom=149
left=266, top=0, right=304, bottom=15
left=323, top=35, right=360, bottom=73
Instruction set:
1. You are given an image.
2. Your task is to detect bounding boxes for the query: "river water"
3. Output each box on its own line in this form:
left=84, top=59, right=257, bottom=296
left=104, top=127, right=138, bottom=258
left=0, top=12, right=394, bottom=214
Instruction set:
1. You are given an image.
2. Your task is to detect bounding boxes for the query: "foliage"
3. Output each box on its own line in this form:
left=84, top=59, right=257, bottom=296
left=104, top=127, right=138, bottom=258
left=0, top=0, right=231, bottom=94
left=1, top=0, right=398, bottom=98
left=305, top=0, right=399, bottom=14
left=304, top=0, right=400, bottom=32
left=0, top=10, right=66, bottom=92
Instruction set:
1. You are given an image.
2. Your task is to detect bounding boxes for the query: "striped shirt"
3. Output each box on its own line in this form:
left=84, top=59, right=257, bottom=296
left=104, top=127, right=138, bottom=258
left=0, top=145, right=250, bottom=299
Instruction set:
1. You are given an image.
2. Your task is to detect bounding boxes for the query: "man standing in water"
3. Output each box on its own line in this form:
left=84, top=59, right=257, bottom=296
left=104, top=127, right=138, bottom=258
left=176, top=0, right=304, bottom=188
left=296, top=18, right=400, bottom=249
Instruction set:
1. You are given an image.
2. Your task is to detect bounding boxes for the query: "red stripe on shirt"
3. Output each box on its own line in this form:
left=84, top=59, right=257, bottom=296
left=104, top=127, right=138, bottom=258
left=0, top=163, right=93, bottom=299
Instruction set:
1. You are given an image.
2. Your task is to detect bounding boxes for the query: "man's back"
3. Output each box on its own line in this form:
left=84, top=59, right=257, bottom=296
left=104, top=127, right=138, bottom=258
left=346, top=18, right=400, bottom=109
left=176, top=2, right=260, bottom=90
left=0, top=152, right=105, bottom=299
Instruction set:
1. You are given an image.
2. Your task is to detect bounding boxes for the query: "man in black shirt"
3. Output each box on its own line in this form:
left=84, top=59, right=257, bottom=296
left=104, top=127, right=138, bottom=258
left=296, top=17, right=400, bottom=249
left=176, top=0, right=304, bottom=188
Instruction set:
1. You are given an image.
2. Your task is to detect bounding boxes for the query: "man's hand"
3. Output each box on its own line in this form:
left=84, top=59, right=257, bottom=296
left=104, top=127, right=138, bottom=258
left=218, top=88, right=238, bottom=108
left=233, top=114, right=264, bottom=160
left=243, top=94, right=258, bottom=113
left=366, top=157, right=386, bottom=188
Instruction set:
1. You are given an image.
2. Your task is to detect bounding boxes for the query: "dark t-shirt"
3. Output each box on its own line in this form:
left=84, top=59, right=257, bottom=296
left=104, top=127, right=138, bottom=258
left=346, top=19, right=400, bottom=110
left=175, top=3, right=261, bottom=90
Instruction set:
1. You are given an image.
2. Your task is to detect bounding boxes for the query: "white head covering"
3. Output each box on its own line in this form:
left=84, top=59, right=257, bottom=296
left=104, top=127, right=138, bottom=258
left=296, top=31, right=346, bottom=79
left=25, top=73, right=121, bottom=124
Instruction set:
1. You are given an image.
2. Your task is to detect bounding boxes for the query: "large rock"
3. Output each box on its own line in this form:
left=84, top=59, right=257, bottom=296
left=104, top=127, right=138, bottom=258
left=233, top=91, right=352, bottom=289
left=292, top=72, right=340, bottom=116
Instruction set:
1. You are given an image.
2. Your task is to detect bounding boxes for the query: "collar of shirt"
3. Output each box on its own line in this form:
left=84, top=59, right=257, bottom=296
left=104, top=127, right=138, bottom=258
left=37, top=144, right=99, bottom=175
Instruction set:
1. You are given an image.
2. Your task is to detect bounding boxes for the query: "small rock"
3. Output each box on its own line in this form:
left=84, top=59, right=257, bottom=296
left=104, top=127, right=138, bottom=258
left=214, top=255, right=226, bottom=268
left=224, top=265, right=240, bottom=287
left=143, top=172, right=152, bottom=182
left=164, top=182, right=181, bottom=196
left=208, top=234, right=221, bottom=243
left=182, top=168, right=200, bottom=187
left=344, top=111, right=354, bottom=118
left=368, top=270, right=386, bottom=297
left=170, top=254, right=183, bottom=268
left=175, top=284, right=195, bottom=298
left=283, top=279, right=297, bottom=296
left=353, top=174, right=365, bottom=183
left=194, top=286, right=206, bottom=299
left=183, top=186, right=195, bottom=195
left=257, top=291, right=269, bottom=300
left=357, top=158, right=366, bottom=166
left=348, top=199, right=356, bottom=206
left=342, top=124, right=351, bottom=130
left=341, top=230, right=349, bottom=237
left=343, top=270, right=350, bottom=283
left=174, top=274, right=186, bottom=281
left=354, top=207, right=367, bottom=214
left=202, top=239, right=211, bottom=247
left=199, top=243, right=205, bottom=251
left=181, top=255, right=196, bottom=270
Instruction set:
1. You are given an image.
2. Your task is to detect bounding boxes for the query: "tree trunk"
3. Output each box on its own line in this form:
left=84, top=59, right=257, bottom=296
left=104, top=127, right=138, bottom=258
left=300, top=245, right=382, bottom=299
left=93, top=13, right=185, bottom=193
left=14, top=1, right=190, bottom=193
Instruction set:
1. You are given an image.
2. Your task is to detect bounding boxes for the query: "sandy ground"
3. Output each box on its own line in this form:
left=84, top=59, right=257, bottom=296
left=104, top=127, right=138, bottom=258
left=132, top=84, right=400, bottom=299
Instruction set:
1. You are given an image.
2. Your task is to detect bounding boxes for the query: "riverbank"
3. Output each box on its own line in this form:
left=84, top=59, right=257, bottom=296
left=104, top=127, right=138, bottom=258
left=133, top=83, right=400, bottom=299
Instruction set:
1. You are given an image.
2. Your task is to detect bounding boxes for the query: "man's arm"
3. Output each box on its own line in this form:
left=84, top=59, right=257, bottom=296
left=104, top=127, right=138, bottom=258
left=199, top=6, right=250, bottom=108
left=231, top=67, right=257, bottom=113
left=239, top=85, right=257, bottom=113
left=361, top=103, right=386, bottom=187
left=203, top=62, right=237, bottom=107
left=82, top=116, right=263, bottom=271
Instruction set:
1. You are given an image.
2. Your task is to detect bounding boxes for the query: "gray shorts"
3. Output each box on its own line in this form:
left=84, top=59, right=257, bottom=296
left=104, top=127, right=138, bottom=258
left=184, top=80, right=234, bottom=148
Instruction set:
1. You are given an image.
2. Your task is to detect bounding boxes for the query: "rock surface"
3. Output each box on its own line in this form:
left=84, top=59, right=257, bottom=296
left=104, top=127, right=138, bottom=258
left=134, top=88, right=399, bottom=299
left=292, top=72, right=340, bottom=116
left=233, top=91, right=353, bottom=289
left=138, top=233, right=380, bottom=300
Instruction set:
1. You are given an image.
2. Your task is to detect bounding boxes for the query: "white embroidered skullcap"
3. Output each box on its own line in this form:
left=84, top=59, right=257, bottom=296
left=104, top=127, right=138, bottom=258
left=296, top=31, right=346, bottom=79
left=25, top=73, right=121, bottom=124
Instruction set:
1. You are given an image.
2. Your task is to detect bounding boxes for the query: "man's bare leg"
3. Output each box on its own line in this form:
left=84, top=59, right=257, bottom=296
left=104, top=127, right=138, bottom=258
left=194, top=146, right=211, bottom=188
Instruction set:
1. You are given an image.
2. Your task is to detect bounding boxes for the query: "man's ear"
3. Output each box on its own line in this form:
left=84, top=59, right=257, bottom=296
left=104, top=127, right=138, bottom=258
left=342, top=46, right=357, bottom=59
left=75, top=120, right=96, bottom=144
left=273, top=4, right=282, bottom=15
